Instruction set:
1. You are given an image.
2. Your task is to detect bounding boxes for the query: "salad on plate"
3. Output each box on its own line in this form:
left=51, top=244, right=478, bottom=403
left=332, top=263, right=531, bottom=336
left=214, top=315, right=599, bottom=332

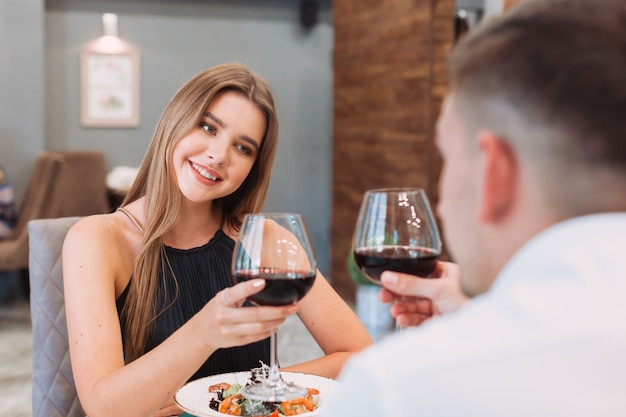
left=208, top=363, right=320, bottom=417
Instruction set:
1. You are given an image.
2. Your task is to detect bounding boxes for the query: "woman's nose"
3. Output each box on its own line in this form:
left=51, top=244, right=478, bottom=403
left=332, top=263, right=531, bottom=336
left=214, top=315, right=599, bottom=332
left=206, top=137, right=229, bottom=165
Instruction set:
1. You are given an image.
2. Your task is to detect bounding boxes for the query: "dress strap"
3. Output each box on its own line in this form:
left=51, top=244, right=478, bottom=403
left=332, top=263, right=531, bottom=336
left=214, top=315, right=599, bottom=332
left=116, top=207, right=144, bottom=233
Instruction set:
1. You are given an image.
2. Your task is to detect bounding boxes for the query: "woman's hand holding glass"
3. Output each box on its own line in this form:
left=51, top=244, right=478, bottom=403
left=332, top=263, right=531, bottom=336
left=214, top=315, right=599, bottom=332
left=199, top=278, right=299, bottom=351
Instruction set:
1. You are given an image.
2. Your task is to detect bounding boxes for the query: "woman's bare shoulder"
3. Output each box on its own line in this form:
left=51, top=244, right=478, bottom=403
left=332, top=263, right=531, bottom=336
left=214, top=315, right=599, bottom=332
left=63, top=212, right=140, bottom=294
left=66, top=213, right=125, bottom=242
left=64, top=211, right=141, bottom=259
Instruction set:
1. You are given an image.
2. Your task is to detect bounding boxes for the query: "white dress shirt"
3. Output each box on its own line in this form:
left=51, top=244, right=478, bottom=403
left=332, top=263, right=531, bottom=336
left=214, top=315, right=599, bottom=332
left=325, top=213, right=626, bottom=417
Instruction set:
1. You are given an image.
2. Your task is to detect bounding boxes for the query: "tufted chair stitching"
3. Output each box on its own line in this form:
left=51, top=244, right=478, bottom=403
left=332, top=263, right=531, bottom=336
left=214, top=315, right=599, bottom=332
left=29, top=217, right=85, bottom=417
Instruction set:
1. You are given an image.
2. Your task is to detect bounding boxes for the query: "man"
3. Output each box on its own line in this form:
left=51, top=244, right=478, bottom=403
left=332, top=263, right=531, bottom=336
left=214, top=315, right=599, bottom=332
left=326, top=0, right=626, bottom=415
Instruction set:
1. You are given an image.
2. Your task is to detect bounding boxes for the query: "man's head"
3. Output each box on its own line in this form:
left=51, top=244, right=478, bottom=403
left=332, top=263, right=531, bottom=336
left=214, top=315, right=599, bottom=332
left=436, top=0, right=626, bottom=296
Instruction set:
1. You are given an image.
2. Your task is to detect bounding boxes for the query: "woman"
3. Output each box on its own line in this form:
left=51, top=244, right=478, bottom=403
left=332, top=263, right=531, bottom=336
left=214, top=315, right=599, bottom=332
left=63, top=63, right=372, bottom=417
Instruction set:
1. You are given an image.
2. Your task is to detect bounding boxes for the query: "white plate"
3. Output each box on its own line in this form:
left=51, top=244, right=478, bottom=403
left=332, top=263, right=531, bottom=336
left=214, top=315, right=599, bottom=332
left=175, top=371, right=339, bottom=417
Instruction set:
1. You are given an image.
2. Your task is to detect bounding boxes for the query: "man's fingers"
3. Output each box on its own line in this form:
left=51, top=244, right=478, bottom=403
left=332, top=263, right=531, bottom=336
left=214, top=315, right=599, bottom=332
left=395, top=313, right=431, bottom=328
left=389, top=296, right=433, bottom=316
left=380, top=271, right=441, bottom=300
left=378, top=287, right=396, bottom=303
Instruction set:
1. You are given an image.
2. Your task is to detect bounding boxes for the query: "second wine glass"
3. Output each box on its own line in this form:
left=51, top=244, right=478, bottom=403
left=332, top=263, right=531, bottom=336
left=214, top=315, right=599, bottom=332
left=232, top=212, right=317, bottom=402
left=352, top=188, right=442, bottom=329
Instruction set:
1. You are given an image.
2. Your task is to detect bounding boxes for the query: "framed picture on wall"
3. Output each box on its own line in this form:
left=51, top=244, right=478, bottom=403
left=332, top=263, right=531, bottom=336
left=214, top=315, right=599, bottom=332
left=80, top=43, right=140, bottom=127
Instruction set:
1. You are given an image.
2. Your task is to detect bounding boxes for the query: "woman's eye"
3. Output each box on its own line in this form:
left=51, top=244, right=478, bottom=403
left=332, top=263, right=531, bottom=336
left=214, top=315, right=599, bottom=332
left=236, top=144, right=253, bottom=156
left=200, top=122, right=217, bottom=135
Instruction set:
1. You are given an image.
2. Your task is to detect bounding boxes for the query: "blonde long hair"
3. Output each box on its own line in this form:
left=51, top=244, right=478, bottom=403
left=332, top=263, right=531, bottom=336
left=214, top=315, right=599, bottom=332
left=121, top=63, right=279, bottom=362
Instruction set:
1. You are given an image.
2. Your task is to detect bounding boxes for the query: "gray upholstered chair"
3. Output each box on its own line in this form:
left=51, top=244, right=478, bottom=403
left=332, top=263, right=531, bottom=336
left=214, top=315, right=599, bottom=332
left=28, top=216, right=85, bottom=417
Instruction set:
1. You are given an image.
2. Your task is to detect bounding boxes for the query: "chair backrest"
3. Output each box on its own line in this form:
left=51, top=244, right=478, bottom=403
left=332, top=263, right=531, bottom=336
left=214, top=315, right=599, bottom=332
left=28, top=216, right=85, bottom=417
left=0, top=151, right=109, bottom=271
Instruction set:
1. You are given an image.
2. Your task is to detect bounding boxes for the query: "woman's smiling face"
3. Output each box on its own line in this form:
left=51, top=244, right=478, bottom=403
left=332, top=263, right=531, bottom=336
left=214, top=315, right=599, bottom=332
left=172, top=90, right=267, bottom=206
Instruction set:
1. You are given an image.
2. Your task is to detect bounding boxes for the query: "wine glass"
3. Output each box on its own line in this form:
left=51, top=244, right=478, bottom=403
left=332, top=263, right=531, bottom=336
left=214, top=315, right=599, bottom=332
left=352, top=188, right=442, bottom=329
left=232, top=212, right=317, bottom=402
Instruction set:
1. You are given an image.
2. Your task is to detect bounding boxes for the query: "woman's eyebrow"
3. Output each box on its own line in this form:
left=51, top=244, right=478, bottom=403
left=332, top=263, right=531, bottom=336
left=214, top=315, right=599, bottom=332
left=206, top=112, right=225, bottom=129
left=205, top=112, right=260, bottom=152
left=238, top=134, right=260, bottom=153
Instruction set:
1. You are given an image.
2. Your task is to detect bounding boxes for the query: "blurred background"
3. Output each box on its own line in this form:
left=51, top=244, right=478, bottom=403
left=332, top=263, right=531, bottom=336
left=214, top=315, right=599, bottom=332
left=1, top=0, right=519, bottom=414
left=1, top=0, right=502, bottom=289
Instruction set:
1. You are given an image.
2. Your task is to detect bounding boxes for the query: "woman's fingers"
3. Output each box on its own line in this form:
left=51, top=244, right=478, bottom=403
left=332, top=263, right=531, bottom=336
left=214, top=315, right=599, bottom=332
left=213, top=312, right=292, bottom=348
left=205, top=279, right=300, bottom=348
left=218, top=279, right=299, bottom=321
left=219, top=279, right=265, bottom=308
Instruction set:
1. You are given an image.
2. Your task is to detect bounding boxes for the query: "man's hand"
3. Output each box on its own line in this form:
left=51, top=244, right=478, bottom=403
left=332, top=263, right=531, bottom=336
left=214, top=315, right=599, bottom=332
left=379, top=261, right=468, bottom=327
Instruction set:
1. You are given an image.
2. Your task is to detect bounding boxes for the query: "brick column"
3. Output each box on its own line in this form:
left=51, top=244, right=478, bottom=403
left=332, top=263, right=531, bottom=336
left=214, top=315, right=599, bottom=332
left=332, top=0, right=454, bottom=301
left=504, top=0, right=524, bottom=10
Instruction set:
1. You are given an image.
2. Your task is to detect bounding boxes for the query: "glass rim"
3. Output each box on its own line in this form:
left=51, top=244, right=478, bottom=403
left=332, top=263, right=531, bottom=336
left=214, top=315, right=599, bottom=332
left=243, top=212, right=304, bottom=218
left=364, top=187, right=427, bottom=194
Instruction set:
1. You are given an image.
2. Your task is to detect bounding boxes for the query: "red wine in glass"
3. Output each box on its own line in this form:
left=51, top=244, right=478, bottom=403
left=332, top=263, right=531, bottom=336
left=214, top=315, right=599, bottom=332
left=352, top=188, right=442, bottom=331
left=234, top=269, right=316, bottom=306
left=353, top=245, right=439, bottom=285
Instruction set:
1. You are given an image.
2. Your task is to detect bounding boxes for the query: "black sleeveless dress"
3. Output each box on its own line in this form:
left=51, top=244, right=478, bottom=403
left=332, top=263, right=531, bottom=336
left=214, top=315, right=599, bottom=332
left=116, top=230, right=270, bottom=381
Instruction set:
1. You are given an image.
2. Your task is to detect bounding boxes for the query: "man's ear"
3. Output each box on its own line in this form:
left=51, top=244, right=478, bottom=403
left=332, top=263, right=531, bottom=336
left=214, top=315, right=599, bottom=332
left=477, top=130, right=518, bottom=223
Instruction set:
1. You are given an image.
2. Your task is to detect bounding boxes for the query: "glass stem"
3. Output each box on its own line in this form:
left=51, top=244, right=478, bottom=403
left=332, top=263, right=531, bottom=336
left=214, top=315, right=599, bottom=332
left=394, top=297, right=404, bottom=333
left=268, top=329, right=281, bottom=383
left=395, top=319, right=403, bottom=332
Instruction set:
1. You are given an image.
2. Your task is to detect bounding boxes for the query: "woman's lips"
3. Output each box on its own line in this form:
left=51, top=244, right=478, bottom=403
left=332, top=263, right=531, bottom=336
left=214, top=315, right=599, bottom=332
left=190, top=161, right=222, bottom=183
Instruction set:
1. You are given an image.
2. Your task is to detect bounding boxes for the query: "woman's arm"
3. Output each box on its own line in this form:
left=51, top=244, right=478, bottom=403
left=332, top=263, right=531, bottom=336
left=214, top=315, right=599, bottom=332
left=283, top=270, right=374, bottom=379
left=63, top=215, right=297, bottom=417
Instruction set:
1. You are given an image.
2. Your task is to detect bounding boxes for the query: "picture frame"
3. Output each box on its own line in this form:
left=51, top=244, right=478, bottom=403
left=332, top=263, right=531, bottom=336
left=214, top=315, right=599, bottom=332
left=80, top=40, right=140, bottom=127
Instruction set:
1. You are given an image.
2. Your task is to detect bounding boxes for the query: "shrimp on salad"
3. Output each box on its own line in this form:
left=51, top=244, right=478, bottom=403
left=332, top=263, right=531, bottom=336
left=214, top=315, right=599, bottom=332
left=280, top=388, right=319, bottom=416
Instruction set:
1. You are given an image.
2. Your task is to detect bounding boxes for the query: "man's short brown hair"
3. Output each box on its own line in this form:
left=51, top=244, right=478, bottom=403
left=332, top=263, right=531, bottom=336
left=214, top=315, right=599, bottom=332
left=448, top=0, right=626, bottom=213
